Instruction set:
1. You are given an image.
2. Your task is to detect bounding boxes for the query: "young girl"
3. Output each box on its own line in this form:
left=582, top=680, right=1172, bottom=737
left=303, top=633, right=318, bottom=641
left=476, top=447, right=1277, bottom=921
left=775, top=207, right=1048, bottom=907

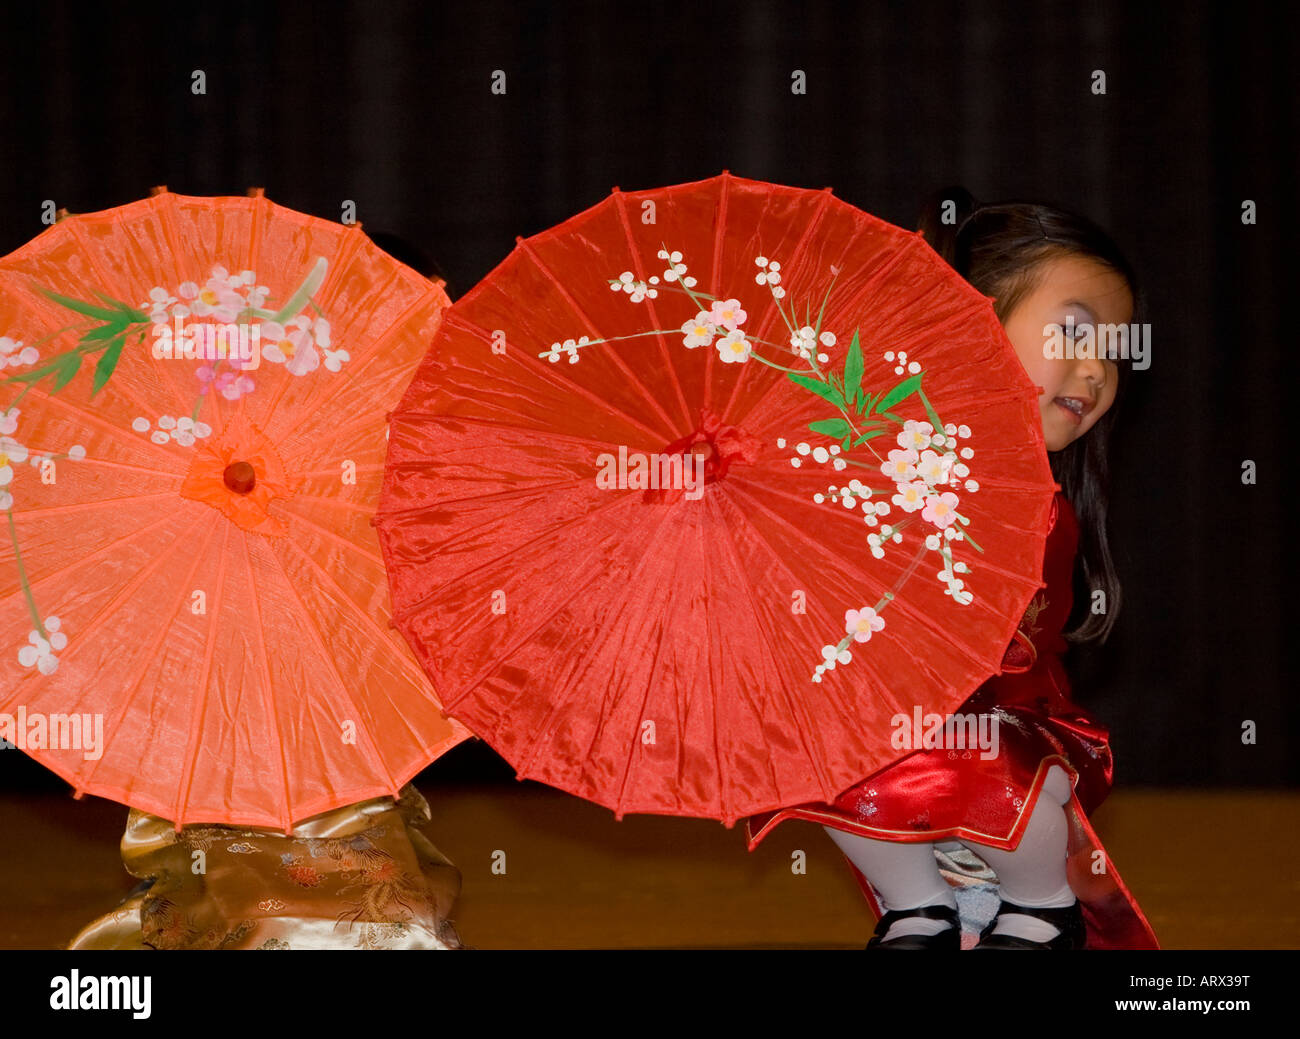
left=745, top=186, right=1160, bottom=950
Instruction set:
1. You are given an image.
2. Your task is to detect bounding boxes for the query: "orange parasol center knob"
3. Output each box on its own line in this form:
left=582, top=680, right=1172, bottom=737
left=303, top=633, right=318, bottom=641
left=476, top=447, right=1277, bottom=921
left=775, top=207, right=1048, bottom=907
left=223, top=461, right=257, bottom=494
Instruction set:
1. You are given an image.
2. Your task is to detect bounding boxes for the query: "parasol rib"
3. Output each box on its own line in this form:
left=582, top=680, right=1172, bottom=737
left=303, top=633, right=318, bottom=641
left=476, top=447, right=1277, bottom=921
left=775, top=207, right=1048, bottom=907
left=240, top=532, right=293, bottom=834
left=266, top=544, right=401, bottom=799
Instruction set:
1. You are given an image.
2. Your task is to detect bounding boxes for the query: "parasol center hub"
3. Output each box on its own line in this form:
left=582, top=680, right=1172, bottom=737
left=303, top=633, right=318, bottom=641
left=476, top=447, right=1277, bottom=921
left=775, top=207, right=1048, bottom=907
left=687, top=441, right=715, bottom=462
left=223, top=460, right=257, bottom=494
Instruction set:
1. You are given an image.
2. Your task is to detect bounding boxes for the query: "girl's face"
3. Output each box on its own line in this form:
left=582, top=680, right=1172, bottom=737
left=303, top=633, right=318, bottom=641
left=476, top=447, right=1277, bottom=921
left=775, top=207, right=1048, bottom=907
left=1000, top=254, right=1132, bottom=452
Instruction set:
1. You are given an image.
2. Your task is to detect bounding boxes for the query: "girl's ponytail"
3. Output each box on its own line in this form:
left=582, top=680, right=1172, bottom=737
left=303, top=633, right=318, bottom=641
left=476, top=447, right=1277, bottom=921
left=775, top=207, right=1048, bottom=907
left=916, top=184, right=982, bottom=273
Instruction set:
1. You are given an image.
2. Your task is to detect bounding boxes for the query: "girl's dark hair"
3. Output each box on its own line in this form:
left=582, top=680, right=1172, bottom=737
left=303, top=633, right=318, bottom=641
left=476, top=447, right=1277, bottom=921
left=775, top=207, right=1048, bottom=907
left=366, top=230, right=452, bottom=295
left=916, top=185, right=1144, bottom=645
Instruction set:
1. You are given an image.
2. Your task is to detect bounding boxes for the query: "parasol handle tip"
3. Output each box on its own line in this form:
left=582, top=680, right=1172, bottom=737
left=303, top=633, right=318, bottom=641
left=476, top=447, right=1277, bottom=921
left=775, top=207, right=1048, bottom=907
left=149, top=185, right=167, bottom=196
left=246, top=186, right=266, bottom=198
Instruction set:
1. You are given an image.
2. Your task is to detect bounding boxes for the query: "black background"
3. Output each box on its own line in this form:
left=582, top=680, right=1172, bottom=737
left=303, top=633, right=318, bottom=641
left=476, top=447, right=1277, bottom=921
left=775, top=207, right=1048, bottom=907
left=1, top=0, right=1294, bottom=792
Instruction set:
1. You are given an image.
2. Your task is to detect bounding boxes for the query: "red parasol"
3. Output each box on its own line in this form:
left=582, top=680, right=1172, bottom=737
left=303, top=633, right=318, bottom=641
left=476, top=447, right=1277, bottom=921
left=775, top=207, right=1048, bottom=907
left=376, top=171, right=1057, bottom=825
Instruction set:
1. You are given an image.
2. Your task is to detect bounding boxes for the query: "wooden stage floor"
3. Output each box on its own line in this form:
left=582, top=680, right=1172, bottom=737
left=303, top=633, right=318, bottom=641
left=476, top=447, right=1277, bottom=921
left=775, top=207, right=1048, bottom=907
left=2, top=784, right=1296, bottom=950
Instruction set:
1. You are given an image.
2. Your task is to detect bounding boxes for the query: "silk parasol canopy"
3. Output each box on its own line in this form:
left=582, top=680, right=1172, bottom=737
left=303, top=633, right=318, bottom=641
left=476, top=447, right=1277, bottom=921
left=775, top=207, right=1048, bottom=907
left=376, top=171, right=1058, bottom=825
left=0, top=188, right=471, bottom=831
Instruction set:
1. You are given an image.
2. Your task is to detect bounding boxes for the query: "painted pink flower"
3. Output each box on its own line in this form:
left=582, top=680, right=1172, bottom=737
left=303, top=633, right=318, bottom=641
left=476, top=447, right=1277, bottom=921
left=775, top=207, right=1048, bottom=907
left=196, top=366, right=255, bottom=400
left=922, top=491, right=960, bottom=529
left=709, top=298, right=746, bottom=331
left=844, top=607, right=885, bottom=643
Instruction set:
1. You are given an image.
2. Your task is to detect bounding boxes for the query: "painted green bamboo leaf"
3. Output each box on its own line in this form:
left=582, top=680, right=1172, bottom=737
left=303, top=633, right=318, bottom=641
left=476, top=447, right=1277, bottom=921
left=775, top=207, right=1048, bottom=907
left=82, top=320, right=128, bottom=342
left=88, top=290, right=148, bottom=322
left=852, top=430, right=888, bottom=445
left=916, top=386, right=945, bottom=433
left=1, top=365, right=49, bottom=385
left=92, top=337, right=126, bottom=396
left=38, top=288, right=121, bottom=322
left=876, top=373, right=922, bottom=413
left=809, top=417, right=851, bottom=438
left=788, top=372, right=841, bottom=407
left=50, top=353, right=81, bottom=391
left=843, top=329, right=863, bottom=400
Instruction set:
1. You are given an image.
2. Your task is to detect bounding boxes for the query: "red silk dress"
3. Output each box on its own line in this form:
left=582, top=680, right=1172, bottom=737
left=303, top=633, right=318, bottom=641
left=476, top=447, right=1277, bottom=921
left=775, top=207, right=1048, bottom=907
left=745, top=491, right=1160, bottom=949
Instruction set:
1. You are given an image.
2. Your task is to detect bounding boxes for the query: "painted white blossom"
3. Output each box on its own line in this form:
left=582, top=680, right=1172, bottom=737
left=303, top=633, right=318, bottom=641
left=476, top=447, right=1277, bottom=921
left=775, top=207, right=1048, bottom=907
left=0, top=337, right=38, bottom=369
left=0, top=435, right=29, bottom=488
left=915, top=449, right=949, bottom=486
left=132, top=416, right=212, bottom=445
left=882, top=448, right=919, bottom=482
left=681, top=313, right=716, bottom=350
left=896, top=420, right=933, bottom=452
left=820, top=643, right=851, bottom=667
left=891, top=480, right=929, bottom=513
left=715, top=329, right=751, bottom=363
left=18, top=617, right=65, bottom=675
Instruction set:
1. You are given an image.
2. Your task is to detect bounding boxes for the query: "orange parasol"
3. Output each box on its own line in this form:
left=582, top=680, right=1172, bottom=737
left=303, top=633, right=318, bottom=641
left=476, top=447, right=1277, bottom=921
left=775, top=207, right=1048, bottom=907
left=0, top=188, right=471, bottom=830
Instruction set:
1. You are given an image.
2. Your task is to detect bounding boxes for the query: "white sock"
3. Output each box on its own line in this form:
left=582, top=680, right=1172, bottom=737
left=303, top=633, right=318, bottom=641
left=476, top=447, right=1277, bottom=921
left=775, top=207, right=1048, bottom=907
left=958, top=768, right=1076, bottom=942
left=823, top=827, right=956, bottom=940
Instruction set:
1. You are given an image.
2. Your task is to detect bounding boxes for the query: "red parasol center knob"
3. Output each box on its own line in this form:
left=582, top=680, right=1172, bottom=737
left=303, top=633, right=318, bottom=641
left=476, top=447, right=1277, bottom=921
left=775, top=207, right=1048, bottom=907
left=223, top=460, right=257, bottom=494
left=687, top=441, right=715, bottom=462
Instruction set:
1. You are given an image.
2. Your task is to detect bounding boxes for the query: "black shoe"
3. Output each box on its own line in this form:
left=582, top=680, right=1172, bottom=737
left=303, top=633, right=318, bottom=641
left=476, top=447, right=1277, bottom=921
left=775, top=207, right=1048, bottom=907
left=972, top=898, right=1085, bottom=950
left=866, top=903, right=960, bottom=950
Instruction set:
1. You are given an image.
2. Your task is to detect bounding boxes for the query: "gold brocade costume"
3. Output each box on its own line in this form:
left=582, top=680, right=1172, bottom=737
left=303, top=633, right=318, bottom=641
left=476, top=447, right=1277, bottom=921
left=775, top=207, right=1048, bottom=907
left=67, top=785, right=463, bottom=950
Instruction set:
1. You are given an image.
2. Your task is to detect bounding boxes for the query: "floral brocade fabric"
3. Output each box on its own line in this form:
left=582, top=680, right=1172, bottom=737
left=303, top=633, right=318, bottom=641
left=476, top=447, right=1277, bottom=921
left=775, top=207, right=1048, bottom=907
left=67, top=784, right=463, bottom=950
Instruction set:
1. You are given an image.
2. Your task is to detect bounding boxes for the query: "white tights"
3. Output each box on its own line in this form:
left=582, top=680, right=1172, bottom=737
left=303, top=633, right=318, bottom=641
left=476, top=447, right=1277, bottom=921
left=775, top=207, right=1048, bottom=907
left=824, top=765, right=1076, bottom=942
